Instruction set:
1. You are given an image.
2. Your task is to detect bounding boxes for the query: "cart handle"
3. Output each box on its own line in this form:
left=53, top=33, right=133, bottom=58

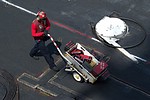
left=47, top=34, right=72, bottom=65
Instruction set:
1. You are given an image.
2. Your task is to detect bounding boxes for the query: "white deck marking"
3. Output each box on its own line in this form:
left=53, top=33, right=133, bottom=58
left=1, top=0, right=148, bottom=63
left=2, top=0, right=37, bottom=16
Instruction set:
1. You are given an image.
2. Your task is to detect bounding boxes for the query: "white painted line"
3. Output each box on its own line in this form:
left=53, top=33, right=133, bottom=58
left=17, top=73, right=25, bottom=81
left=36, top=86, right=58, bottom=97
left=1, top=0, right=101, bottom=46
left=132, top=55, right=147, bottom=62
left=50, top=81, right=78, bottom=95
left=49, top=81, right=92, bottom=100
left=117, top=48, right=138, bottom=63
left=18, top=73, right=39, bottom=81
left=17, top=57, right=63, bottom=83
left=18, top=78, right=38, bottom=89
left=2, top=0, right=147, bottom=63
left=17, top=73, right=58, bottom=96
left=48, top=67, right=65, bottom=82
left=37, top=58, right=63, bottom=79
left=54, top=55, right=63, bottom=64
left=18, top=78, right=57, bottom=96
left=91, top=37, right=103, bottom=44
left=110, top=76, right=150, bottom=96
left=38, top=68, right=50, bottom=79
left=17, top=73, right=40, bottom=89
left=102, top=37, right=139, bottom=63
left=2, top=0, right=36, bottom=16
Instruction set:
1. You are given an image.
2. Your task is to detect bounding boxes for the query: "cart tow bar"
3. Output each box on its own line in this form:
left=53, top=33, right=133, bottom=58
left=47, top=34, right=72, bottom=65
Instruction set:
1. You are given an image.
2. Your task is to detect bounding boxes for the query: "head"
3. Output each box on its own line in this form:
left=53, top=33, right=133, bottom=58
left=36, top=11, right=47, bottom=21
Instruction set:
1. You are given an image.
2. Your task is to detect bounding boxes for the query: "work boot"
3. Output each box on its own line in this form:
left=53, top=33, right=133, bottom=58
left=52, top=66, right=60, bottom=72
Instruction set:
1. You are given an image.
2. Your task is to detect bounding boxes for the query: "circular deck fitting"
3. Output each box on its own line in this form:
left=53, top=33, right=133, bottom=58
left=96, top=16, right=128, bottom=41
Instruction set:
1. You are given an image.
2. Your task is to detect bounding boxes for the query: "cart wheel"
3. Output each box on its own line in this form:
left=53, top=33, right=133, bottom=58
left=73, top=72, right=84, bottom=82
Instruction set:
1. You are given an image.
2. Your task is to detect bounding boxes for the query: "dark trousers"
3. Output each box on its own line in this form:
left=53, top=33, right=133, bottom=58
left=29, top=40, right=57, bottom=69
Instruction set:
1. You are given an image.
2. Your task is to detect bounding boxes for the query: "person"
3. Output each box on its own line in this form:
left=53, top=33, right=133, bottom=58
left=29, top=11, right=59, bottom=72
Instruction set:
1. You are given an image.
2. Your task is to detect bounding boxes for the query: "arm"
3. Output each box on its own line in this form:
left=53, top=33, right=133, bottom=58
left=31, top=23, right=44, bottom=37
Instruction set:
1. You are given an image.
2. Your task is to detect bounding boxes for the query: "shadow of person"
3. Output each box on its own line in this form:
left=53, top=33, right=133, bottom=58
left=47, top=41, right=62, bottom=55
left=34, top=40, right=62, bottom=58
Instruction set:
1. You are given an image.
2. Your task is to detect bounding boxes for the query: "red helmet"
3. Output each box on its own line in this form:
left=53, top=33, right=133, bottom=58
left=37, top=11, right=47, bottom=20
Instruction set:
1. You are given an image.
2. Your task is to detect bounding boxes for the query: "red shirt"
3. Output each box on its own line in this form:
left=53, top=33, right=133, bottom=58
left=31, top=17, right=50, bottom=40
